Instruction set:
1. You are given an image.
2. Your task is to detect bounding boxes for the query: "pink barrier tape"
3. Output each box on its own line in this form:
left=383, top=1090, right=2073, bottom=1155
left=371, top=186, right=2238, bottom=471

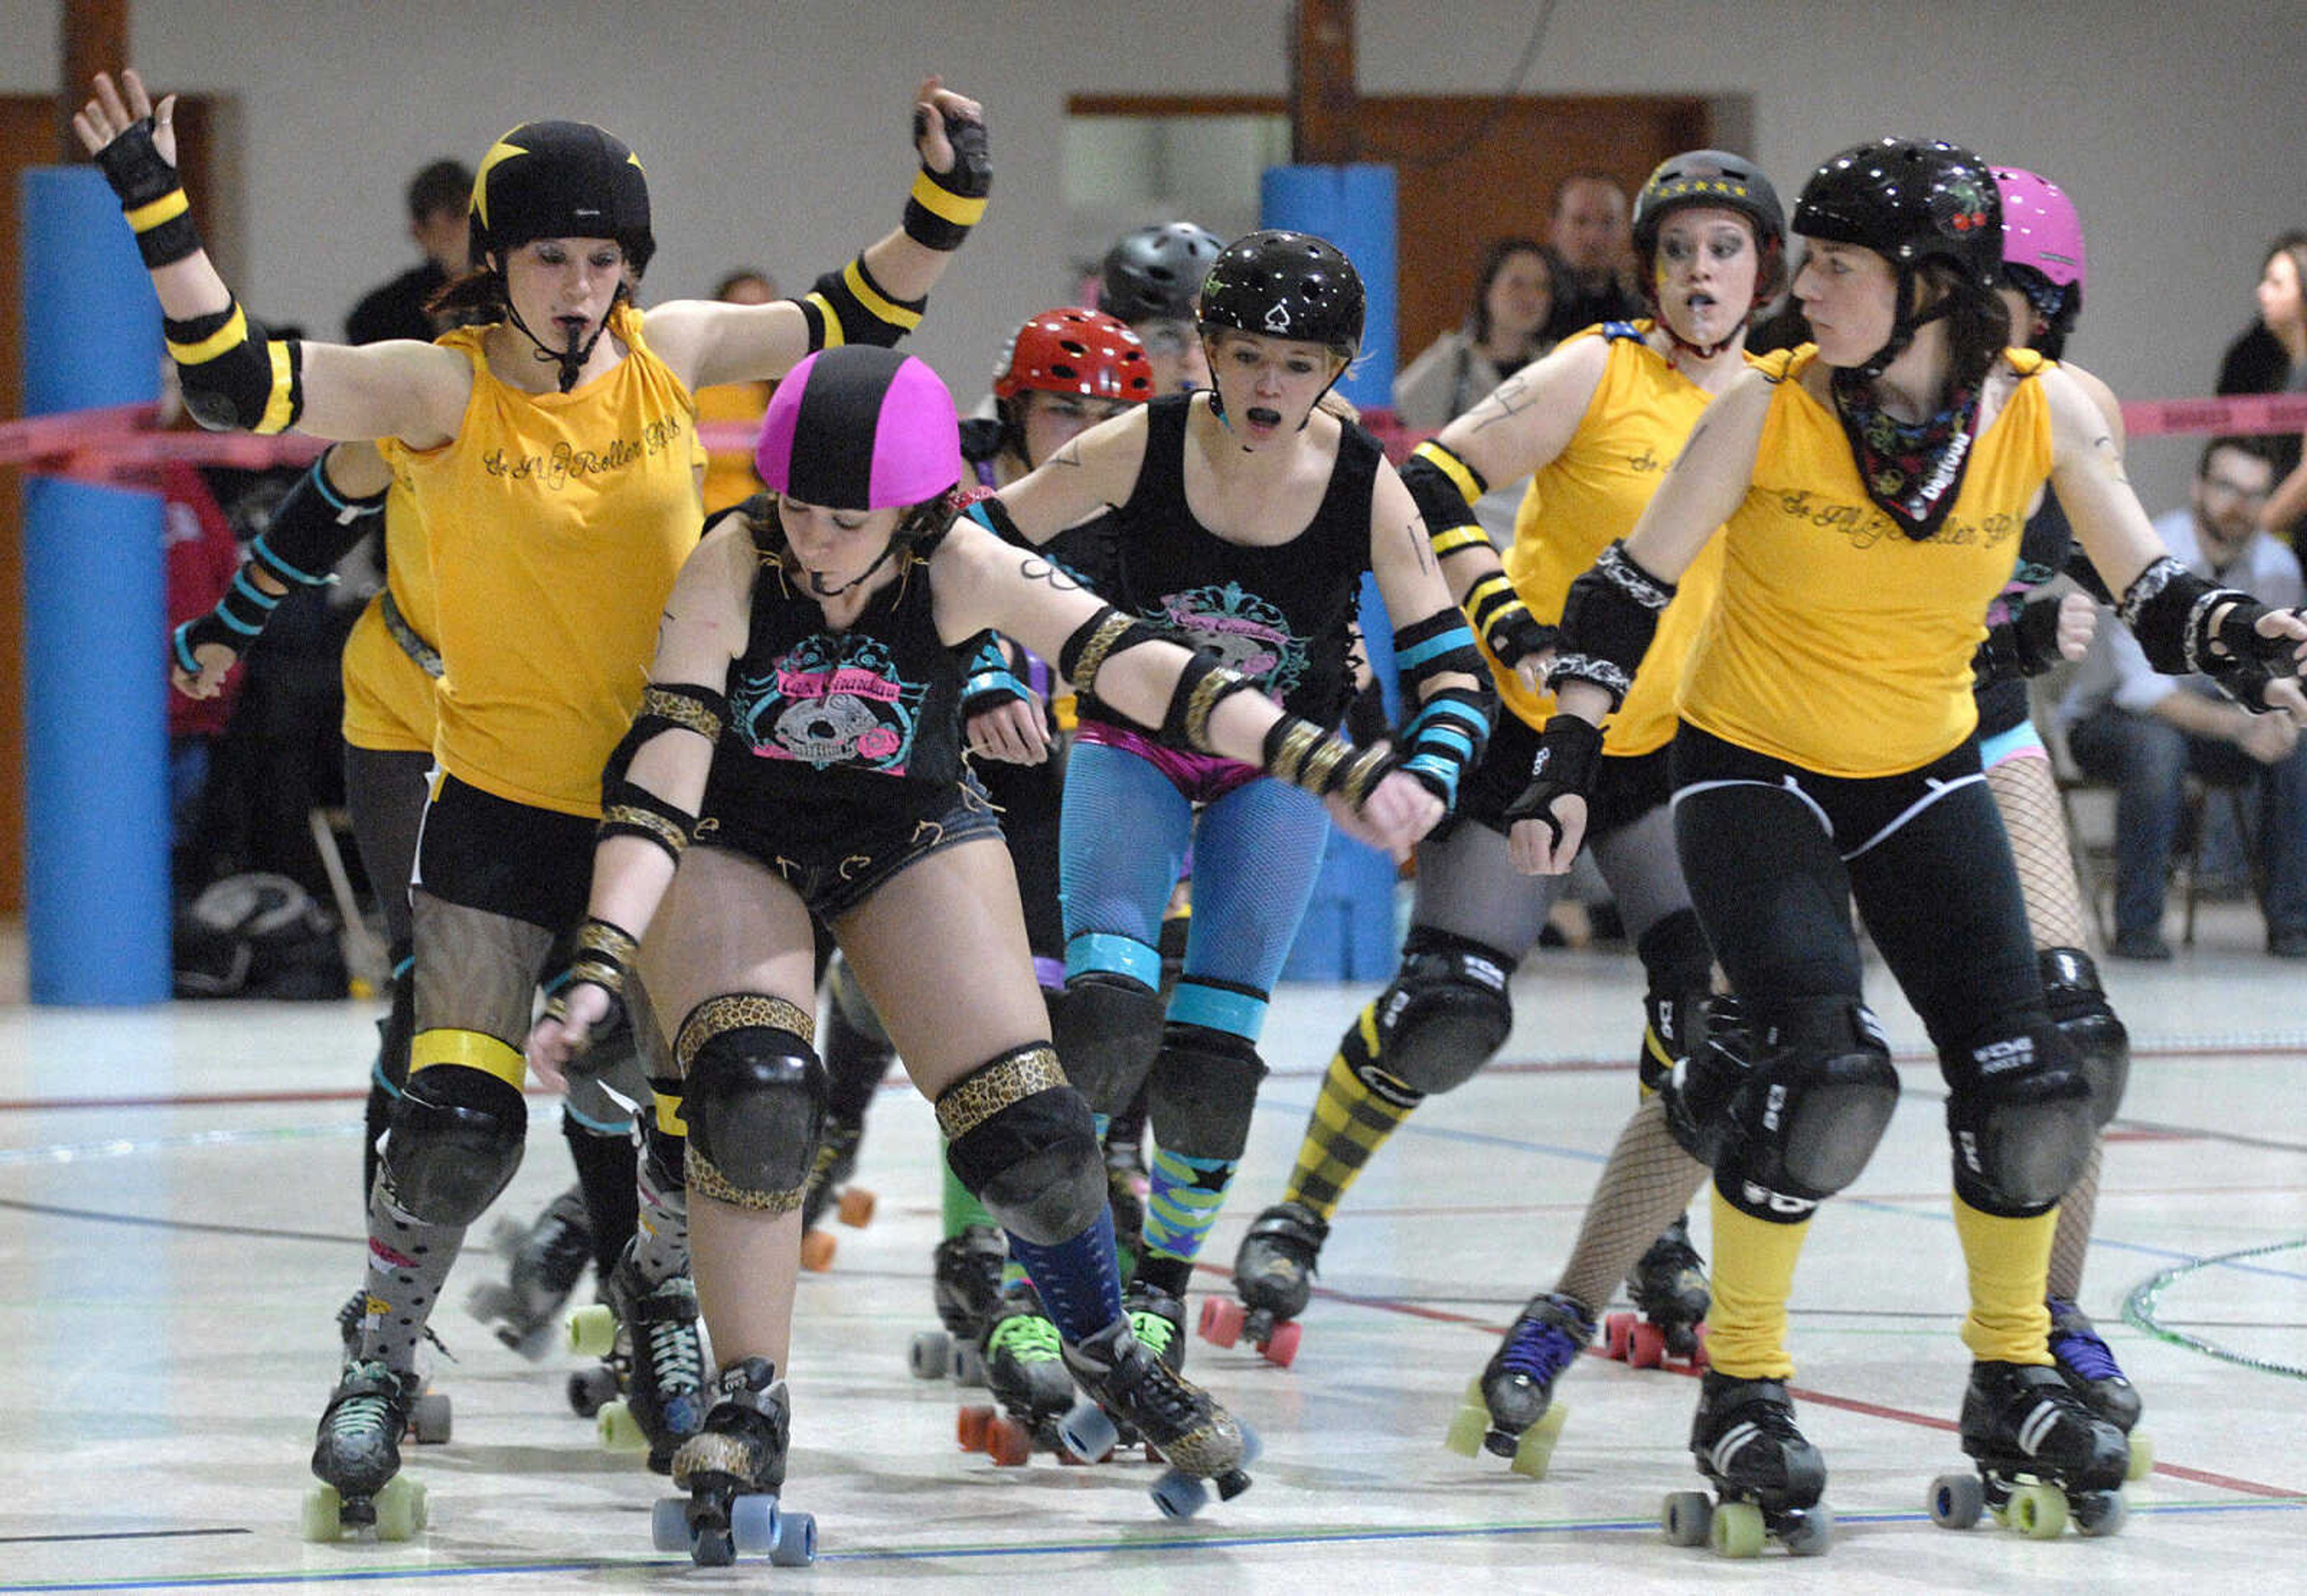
left=2122, top=391, right=2307, bottom=438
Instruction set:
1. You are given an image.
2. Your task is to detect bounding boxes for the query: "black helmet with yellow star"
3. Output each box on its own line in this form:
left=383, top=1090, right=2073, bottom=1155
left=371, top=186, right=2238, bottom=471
left=467, top=121, right=654, bottom=275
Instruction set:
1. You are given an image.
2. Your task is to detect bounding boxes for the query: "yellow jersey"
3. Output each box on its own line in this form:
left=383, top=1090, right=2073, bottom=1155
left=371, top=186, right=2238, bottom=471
left=339, top=473, right=439, bottom=754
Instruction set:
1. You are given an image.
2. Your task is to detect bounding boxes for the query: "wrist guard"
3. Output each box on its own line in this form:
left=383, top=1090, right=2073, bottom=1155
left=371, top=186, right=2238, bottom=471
left=959, top=631, right=1030, bottom=717
left=543, top=917, right=639, bottom=1024
left=1262, top=717, right=1395, bottom=806
left=1397, top=685, right=1492, bottom=811
left=902, top=108, right=990, bottom=250
left=1972, top=594, right=2069, bottom=690
left=163, top=299, right=303, bottom=434
left=94, top=117, right=200, bottom=268
left=1502, top=714, right=1605, bottom=852
left=172, top=568, right=282, bottom=675
left=794, top=255, right=926, bottom=352
left=248, top=452, right=384, bottom=589
left=2117, top=557, right=2295, bottom=706
left=1545, top=541, right=1676, bottom=709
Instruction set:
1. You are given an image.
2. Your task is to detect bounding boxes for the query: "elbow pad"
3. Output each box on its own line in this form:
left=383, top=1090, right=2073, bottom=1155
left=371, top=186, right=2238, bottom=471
left=794, top=255, right=926, bottom=351
left=1545, top=541, right=1676, bottom=710
left=164, top=300, right=303, bottom=434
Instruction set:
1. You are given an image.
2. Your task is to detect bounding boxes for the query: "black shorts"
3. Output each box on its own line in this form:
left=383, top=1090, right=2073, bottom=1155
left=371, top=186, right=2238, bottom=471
left=414, top=772, right=596, bottom=932
left=693, top=775, right=1005, bottom=921
left=1457, top=712, right=1673, bottom=840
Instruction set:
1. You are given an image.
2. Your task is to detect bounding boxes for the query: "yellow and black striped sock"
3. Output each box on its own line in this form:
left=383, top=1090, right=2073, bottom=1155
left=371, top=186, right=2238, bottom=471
left=1283, top=1013, right=1424, bottom=1221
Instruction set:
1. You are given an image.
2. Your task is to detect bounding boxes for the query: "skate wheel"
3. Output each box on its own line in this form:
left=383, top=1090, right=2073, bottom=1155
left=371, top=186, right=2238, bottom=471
left=729, top=1492, right=780, bottom=1552
left=769, top=1509, right=816, bottom=1567
left=957, top=1403, right=994, bottom=1452
left=408, top=1391, right=452, bottom=1445
left=2072, top=1489, right=2126, bottom=1538
left=1198, top=1294, right=1245, bottom=1349
left=597, top=1398, right=648, bottom=1453
left=1708, top=1499, right=1765, bottom=1558
left=651, top=1495, right=690, bottom=1552
left=1929, top=1471, right=1985, bottom=1529
left=372, top=1475, right=425, bottom=1541
left=1782, top=1504, right=1832, bottom=1557
left=837, top=1186, right=876, bottom=1228
left=2005, top=1481, right=2068, bottom=1539
left=1603, top=1311, right=1636, bottom=1361
left=1660, top=1489, right=1712, bottom=1547
left=567, top=1302, right=616, bottom=1359
left=950, top=1341, right=986, bottom=1386
left=910, top=1329, right=950, bottom=1380
left=1057, top=1400, right=1119, bottom=1462
left=1508, top=1402, right=1568, bottom=1481
left=1260, top=1319, right=1302, bottom=1368
left=986, top=1413, right=1033, bottom=1467
left=800, top=1228, right=837, bottom=1272
left=299, top=1484, right=342, bottom=1543
left=2124, top=1428, right=2154, bottom=1482
left=568, top=1364, right=619, bottom=1417
left=1628, top=1320, right=1667, bottom=1370
left=1152, top=1469, right=1209, bottom=1520
left=1442, top=1400, right=1489, bottom=1460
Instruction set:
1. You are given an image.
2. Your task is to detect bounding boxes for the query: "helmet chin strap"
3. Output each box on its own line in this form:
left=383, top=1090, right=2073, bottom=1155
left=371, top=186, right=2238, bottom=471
left=804, top=537, right=903, bottom=598
left=505, top=281, right=627, bottom=393
left=1850, top=263, right=1956, bottom=383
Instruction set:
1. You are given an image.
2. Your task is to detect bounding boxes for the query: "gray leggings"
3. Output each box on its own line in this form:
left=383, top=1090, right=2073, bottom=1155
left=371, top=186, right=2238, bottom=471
left=1411, top=801, right=1691, bottom=958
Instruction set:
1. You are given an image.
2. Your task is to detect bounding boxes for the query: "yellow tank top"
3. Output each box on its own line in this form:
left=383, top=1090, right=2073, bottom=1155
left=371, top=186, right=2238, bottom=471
left=339, top=475, right=439, bottom=754
left=380, top=303, right=705, bottom=815
left=1682, top=347, right=2052, bottom=778
left=1492, top=323, right=1744, bottom=756
left=695, top=378, right=772, bottom=514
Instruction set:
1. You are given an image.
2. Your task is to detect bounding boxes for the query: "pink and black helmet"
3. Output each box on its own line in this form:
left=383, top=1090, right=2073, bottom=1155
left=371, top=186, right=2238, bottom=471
left=1992, top=166, right=2086, bottom=353
left=755, top=346, right=962, bottom=511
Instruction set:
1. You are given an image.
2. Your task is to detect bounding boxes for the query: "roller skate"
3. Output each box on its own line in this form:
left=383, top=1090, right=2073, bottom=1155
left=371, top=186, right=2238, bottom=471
left=1444, top=1291, right=1594, bottom=1478
left=655, top=1356, right=815, bottom=1567
left=1661, top=1373, right=1833, bottom=1558
left=1203, top=1202, right=1323, bottom=1367
left=467, top=1186, right=594, bottom=1360
left=333, top=1291, right=451, bottom=1443
left=908, top=1225, right=1006, bottom=1385
left=1927, top=1360, right=2130, bottom=1539
left=1055, top=1315, right=1256, bottom=1519
left=2047, top=1296, right=2150, bottom=1479
left=302, top=1359, right=429, bottom=1541
left=566, top=1245, right=708, bottom=1473
left=957, top=1282, right=1078, bottom=1466
left=797, top=1114, right=877, bottom=1272
left=1605, top=1216, right=1710, bottom=1370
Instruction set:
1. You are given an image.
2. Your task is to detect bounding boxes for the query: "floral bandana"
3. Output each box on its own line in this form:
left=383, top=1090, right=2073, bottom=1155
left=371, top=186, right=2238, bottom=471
left=1830, top=368, right=1982, bottom=540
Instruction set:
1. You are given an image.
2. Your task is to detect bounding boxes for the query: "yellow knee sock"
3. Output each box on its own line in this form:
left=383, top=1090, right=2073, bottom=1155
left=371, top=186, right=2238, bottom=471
left=1954, top=1195, right=2056, bottom=1365
left=1706, top=1186, right=1810, bottom=1380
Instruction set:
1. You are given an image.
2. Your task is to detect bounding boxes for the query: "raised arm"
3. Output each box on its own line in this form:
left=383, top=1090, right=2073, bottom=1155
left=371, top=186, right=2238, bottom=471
left=648, top=77, right=989, bottom=392
left=74, top=70, right=470, bottom=446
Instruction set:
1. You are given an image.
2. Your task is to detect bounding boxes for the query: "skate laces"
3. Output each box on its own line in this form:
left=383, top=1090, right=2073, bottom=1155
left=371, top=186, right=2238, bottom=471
left=1126, top=1303, right=1179, bottom=1362
left=640, top=1278, right=705, bottom=1392
left=1498, top=1307, right=1585, bottom=1384
left=2046, top=1299, right=2124, bottom=1384
left=989, top=1310, right=1062, bottom=1362
left=326, top=1362, right=406, bottom=1440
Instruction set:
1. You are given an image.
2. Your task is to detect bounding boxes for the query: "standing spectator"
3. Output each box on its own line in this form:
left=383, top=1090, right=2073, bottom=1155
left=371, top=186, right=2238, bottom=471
left=697, top=267, right=781, bottom=512
left=344, top=159, right=473, bottom=345
left=2061, top=436, right=2307, bottom=959
left=1542, top=172, right=1640, bottom=341
left=2213, top=233, right=2307, bottom=548
left=1393, top=237, right=1564, bottom=432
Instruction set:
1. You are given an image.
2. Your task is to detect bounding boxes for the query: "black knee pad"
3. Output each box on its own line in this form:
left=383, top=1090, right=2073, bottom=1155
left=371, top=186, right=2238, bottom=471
left=939, top=1044, right=1107, bottom=1246
left=1374, top=928, right=1515, bottom=1096
left=677, top=995, right=825, bottom=1213
left=1635, top=909, right=1716, bottom=1091
left=383, top=1063, right=526, bottom=1225
left=1721, top=998, right=1900, bottom=1215
left=642, top=1077, right=687, bottom=1193
left=2038, top=947, right=2129, bottom=1130
left=1660, top=993, right=1753, bottom=1167
left=1145, top=1023, right=1268, bottom=1161
left=1947, top=1016, right=2096, bottom=1216
left=1049, top=971, right=1164, bottom=1114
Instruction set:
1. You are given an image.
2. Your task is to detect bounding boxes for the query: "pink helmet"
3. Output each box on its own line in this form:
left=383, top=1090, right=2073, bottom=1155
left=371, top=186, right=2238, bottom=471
left=755, top=346, right=961, bottom=510
left=1992, top=166, right=2086, bottom=302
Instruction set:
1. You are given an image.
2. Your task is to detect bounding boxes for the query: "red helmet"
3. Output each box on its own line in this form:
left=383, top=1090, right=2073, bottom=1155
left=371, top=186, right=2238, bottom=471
left=992, top=308, right=1154, bottom=404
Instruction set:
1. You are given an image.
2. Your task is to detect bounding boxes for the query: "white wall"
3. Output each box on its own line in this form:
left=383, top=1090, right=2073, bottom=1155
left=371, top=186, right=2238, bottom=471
left=10, top=0, right=2305, bottom=506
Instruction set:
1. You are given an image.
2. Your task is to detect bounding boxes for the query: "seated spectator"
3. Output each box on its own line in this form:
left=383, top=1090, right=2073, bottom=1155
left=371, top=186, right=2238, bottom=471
left=2060, top=436, right=2307, bottom=959
left=1393, top=237, right=1563, bottom=431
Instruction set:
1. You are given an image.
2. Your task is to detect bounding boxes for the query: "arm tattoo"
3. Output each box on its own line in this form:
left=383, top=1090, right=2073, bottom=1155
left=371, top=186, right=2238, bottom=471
left=2090, top=432, right=2130, bottom=487
left=1015, top=554, right=1081, bottom=592
left=1401, top=514, right=1437, bottom=575
left=1048, top=437, right=1086, bottom=470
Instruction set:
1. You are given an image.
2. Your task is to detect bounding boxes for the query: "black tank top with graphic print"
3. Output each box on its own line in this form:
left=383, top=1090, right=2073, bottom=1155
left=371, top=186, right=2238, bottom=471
left=1084, top=393, right=1379, bottom=732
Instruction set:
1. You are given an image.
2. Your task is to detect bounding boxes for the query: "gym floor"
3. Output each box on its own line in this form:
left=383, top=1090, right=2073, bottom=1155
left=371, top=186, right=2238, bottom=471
left=2, top=908, right=2302, bottom=1591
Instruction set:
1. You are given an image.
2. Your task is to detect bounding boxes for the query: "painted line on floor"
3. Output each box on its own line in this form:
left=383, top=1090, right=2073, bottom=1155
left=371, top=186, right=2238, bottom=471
left=0, top=1531, right=250, bottom=1547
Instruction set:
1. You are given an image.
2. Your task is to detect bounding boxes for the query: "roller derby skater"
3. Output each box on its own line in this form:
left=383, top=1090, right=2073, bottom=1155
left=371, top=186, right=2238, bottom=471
left=657, top=1357, right=815, bottom=1567
left=1444, top=1291, right=1594, bottom=1478
left=1519, top=135, right=2306, bottom=1559
left=530, top=341, right=1435, bottom=1527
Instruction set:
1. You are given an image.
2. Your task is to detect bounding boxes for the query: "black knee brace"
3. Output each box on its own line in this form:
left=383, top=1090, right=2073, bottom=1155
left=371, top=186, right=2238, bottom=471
left=1721, top=998, right=1900, bottom=1217
left=1660, top=993, right=1753, bottom=1167
left=1635, top=909, right=1716, bottom=1092
left=939, top=1044, right=1107, bottom=1246
left=1145, top=1023, right=1268, bottom=1161
left=1370, top=927, right=1515, bottom=1096
left=677, top=995, right=825, bottom=1214
left=383, top=1063, right=527, bottom=1225
left=2038, top=947, right=2129, bottom=1130
left=1048, top=971, right=1164, bottom=1114
left=1946, top=1016, right=2096, bottom=1216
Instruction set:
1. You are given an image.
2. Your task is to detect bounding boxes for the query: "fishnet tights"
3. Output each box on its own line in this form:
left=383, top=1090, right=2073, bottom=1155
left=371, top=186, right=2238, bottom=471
left=1554, top=1094, right=1709, bottom=1312
left=1988, top=756, right=2090, bottom=950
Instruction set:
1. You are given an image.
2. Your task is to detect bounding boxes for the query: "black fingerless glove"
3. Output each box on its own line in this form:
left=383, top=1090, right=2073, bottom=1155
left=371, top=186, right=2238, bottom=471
left=903, top=106, right=989, bottom=250
left=93, top=117, right=200, bottom=268
left=1501, top=714, right=1603, bottom=852
left=1972, top=594, right=2071, bottom=690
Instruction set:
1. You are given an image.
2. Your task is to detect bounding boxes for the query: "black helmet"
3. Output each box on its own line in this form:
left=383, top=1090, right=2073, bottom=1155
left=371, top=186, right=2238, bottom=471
left=1098, top=222, right=1224, bottom=324
left=1632, top=149, right=1787, bottom=309
left=1196, top=230, right=1365, bottom=356
left=469, top=120, right=655, bottom=275
left=1792, top=138, right=2000, bottom=288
